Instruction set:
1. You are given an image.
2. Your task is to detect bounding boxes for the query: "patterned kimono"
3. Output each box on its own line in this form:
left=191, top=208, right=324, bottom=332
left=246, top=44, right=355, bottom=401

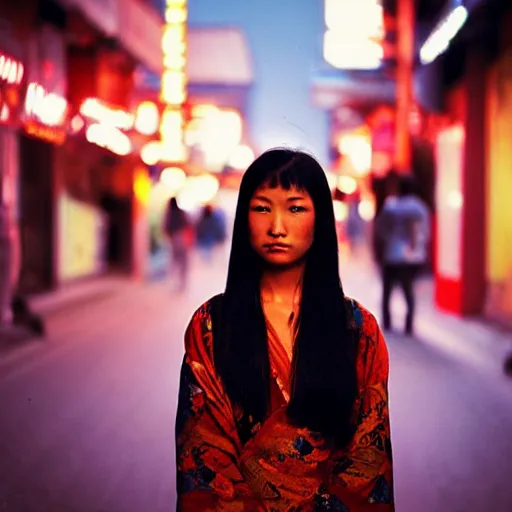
left=175, top=296, right=394, bottom=511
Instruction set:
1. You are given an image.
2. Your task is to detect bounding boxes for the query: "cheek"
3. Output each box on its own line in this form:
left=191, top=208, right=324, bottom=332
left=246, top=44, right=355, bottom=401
left=248, top=215, right=267, bottom=242
left=294, top=217, right=315, bottom=246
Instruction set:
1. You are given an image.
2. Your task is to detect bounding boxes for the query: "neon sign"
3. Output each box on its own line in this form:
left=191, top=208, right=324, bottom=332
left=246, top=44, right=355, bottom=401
left=162, top=0, right=187, bottom=106
left=77, top=98, right=135, bottom=155
left=25, top=82, right=68, bottom=127
left=323, top=0, right=384, bottom=70
left=420, top=6, right=468, bottom=65
left=22, top=82, right=68, bottom=143
left=80, top=98, right=134, bottom=130
left=0, top=53, right=24, bottom=85
left=160, top=0, right=188, bottom=163
left=134, top=101, right=159, bottom=136
left=86, top=123, right=132, bottom=156
left=0, top=52, right=25, bottom=126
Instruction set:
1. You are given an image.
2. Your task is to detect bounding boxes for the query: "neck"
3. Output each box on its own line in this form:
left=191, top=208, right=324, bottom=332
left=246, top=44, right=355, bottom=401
left=260, top=262, right=305, bottom=306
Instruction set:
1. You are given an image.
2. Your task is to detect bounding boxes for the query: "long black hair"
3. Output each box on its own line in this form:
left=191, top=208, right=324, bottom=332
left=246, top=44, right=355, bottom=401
left=213, top=148, right=359, bottom=448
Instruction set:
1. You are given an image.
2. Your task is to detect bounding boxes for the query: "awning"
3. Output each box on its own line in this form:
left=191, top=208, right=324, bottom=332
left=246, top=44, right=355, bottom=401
left=311, top=72, right=395, bottom=110
left=186, top=27, right=254, bottom=86
left=60, top=0, right=163, bottom=75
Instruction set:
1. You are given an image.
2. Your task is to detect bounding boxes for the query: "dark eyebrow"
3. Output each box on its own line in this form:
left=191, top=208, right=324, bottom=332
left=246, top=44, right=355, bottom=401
left=252, top=195, right=271, bottom=203
left=251, top=194, right=307, bottom=203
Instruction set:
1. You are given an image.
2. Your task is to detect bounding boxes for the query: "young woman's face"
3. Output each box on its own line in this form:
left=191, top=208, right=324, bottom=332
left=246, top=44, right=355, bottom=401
left=248, top=185, right=315, bottom=267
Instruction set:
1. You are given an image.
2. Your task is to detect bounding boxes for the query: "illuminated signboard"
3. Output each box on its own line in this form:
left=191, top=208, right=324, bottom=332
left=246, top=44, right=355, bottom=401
left=0, top=53, right=24, bottom=85
left=420, top=6, right=468, bottom=65
left=134, top=101, right=159, bottom=136
left=0, top=52, right=26, bottom=126
left=23, top=82, right=68, bottom=144
left=80, top=97, right=134, bottom=130
left=22, top=26, right=70, bottom=143
left=323, top=0, right=384, bottom=70
left=435, top=123, right=464, bottom=281
left=86, top=123, right=132, bottom=156
left=160, top=0, right=188, bottom=163
left=78, top=97, right=134, bottom=155
left=25, top=82, right=68, bottom=126
left=78, top=97, right=161, bottom=155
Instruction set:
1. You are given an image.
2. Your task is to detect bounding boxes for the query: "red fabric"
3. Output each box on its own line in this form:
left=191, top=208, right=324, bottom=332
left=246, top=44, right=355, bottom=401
left=176, top=297, right=395, bottom=511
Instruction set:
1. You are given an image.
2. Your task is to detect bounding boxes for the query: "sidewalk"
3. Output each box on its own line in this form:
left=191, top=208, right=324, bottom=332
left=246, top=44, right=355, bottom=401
left=28, top=273, right=133, bottom=317
left=340, top=246, right=512, bottom=376
left=0, top=323, right=35, bottom=346
left=0, top=273, right=134, bottom=355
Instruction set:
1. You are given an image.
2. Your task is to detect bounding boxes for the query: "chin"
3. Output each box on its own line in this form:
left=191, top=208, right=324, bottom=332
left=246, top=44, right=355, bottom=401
left=261, top=253, right=303, bottom=268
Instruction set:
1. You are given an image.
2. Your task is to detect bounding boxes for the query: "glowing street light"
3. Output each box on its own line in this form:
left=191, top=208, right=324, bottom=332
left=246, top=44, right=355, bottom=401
left=160, top=166, right=187, bottom=192
left=86, top=123, right=132, bottom=156
left=160, top=0, right=188, bottom=163
left=323, top=0, right=384, bottom=70
left=420, top=6, right=468, bottom=65
left=141, top=141, right=162, bottom=166
left=134, top=101, right=160, bottom=136
left=228, top=145, right=255, bottom=170
left=337, top=175, right=358, bottom=195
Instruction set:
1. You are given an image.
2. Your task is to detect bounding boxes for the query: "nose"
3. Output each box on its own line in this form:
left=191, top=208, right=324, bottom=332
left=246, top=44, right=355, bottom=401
left=268, top=212, right=286, bottom=238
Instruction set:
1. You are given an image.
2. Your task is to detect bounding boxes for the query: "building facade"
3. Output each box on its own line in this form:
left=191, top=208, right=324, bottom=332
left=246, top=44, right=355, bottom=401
left=425, top=0, right=512, bottom=326
left=0, top=0, right=164, bottom=323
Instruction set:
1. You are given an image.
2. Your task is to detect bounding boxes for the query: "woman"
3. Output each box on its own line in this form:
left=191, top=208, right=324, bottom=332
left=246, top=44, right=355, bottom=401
left=164, top=197, right=192, bottom=291
left=175, top=149, right=394, bottom=511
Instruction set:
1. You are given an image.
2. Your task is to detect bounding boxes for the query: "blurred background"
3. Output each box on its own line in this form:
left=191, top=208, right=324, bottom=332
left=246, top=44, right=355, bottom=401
left=0, top=0, right=511, bottom=510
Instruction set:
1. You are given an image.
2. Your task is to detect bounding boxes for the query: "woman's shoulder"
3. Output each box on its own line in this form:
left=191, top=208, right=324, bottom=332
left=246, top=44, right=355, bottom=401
left=343, top=295, right=378, bottom=331
left=193, top=293, right=223, bottom=312
left=187, top=293, right=223, bottom=329
left=344, top=295, right=387, bottom=358
left=184, top=294, right=224, bottom=354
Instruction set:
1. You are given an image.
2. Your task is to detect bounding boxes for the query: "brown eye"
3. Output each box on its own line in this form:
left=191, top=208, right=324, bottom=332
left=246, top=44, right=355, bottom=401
left=290, top=205, right=307, bottom=213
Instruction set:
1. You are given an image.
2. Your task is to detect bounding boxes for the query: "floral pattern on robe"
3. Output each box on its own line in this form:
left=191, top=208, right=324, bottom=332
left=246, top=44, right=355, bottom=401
left=175, top=295, right=394, bottom=511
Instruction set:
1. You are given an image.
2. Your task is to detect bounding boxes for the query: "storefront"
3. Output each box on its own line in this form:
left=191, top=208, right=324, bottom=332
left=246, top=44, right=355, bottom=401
left=55, top=108, right=134, bottom=280
left=17, top=23, right=69, bottom=294
left=484, top=9, right=512, bottom=324
left=57, top=0, right=165, bottom=282
left=61, top=6, right=139, bottom=281
left=0, top=42, right=24, bottom=318
left=432, top=0, right=512, bottom=324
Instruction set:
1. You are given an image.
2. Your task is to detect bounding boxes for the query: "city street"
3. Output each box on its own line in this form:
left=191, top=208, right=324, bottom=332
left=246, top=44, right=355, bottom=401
left=0, top=255, right=511, bottom=512
left=2, top=0, right=512, bottom=511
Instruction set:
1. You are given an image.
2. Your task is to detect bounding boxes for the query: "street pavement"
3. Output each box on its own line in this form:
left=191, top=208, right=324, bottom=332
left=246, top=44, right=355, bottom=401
left=0, top=251, right=511, bottom=512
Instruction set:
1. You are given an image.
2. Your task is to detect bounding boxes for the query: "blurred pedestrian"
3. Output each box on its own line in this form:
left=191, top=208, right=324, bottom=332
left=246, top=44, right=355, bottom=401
left=163, top=197, right=192, bottom=292
left=505, top=354, right=512, bottom=377
left=195, top=204, right=226, bottom=263
left=371, top=170, right=400, bottom=266
left=375, top=175, right=430, bottom=336
left=176, top=149, right=394, bottom=510
left=346, top=198, right=364, bottom=256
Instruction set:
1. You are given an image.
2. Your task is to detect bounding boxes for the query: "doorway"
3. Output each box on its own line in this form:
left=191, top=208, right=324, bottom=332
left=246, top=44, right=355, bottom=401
left=18, top=134, right=55, bottom=294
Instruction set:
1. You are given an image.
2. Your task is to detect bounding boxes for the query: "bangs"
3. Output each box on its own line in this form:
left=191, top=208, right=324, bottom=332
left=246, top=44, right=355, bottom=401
left=263, top=164, right=308, bottom=191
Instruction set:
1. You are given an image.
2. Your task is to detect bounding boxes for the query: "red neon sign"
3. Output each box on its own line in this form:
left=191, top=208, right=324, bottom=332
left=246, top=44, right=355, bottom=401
left=0, top=53, right=24, bottom=85
left=0, top=52, right=25, bottom=126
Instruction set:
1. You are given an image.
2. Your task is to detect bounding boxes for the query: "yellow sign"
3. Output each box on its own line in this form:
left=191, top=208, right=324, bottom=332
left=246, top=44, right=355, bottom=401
left=58, top=194, right=106, bottom=280
left=161, top=1, right=187, bottom=106
left=160, top=0, right=187, bottom=161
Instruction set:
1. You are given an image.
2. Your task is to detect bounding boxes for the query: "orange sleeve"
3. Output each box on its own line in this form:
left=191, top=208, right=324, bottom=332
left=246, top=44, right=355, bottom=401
left=175, top=303, right=266, bottom=511
left=324, top=308, right=395, bottom=511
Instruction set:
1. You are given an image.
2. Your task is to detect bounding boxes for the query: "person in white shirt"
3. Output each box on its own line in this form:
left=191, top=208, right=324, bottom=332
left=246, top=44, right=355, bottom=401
left=375, top=175, right=430, bottom=335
